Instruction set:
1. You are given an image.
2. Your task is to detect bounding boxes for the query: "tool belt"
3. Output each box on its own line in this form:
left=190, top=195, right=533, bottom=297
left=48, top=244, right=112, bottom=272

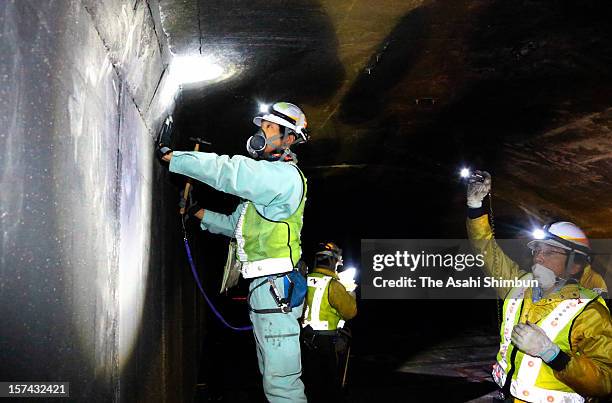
left=301, top=325, right=352, bottom=352
left=248, top=269, right=306, bottom=314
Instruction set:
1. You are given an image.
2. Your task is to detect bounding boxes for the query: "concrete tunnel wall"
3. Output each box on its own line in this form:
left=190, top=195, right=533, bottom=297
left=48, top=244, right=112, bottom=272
left=0, top=1, right=204, bottom=401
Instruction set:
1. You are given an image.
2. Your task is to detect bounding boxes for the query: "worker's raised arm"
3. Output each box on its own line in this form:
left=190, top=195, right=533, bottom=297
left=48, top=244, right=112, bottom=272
left=467, top=212, right=525, bottom=298
left=169, top=151, right=302, bottom=219
left=465, top=171, right=524, bottom=298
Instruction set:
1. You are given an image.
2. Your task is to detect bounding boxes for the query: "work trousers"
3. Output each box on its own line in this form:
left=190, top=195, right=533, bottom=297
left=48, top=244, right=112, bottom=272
left=249, top=276, right=306, bottom=403
left=301, top=326, right=348, bottom=403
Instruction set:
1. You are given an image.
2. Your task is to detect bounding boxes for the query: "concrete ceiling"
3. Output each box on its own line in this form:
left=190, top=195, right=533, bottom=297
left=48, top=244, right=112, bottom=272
left=157, top=0, right=612, bottom=243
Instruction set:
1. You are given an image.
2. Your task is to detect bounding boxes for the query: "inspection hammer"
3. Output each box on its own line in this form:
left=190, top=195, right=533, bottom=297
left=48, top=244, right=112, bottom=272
left=180, top=137, right=212, bottom=215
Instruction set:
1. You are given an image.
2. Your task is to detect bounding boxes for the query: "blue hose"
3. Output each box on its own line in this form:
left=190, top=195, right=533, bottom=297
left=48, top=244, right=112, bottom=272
left=182, top=232, right=253, bottom=332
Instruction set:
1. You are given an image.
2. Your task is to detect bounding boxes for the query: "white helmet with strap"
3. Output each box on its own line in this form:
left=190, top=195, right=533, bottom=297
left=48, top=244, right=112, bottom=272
left=528, top=221, right=592, bottom=281
left=527, top=221, right=591, bottom=258
left=253, top=102, right=309, bottom=144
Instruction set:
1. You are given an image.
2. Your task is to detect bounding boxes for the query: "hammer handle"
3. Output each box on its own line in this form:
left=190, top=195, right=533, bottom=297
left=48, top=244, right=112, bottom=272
left=180, top=143, right=200, bottom=215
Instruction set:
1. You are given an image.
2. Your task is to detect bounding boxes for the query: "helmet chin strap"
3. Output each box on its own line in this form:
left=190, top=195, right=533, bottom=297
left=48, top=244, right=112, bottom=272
left=564, top=250, right=576, bottom=279
left=262, top=128, right=298, bottom=162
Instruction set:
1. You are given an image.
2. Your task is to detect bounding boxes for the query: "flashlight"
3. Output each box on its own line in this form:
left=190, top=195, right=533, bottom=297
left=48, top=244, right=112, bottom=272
left=259, top=103, right=269, bottom=113
left=532, top=229, right=546, bottom=240
left=460, top=167, right=485, bottom=183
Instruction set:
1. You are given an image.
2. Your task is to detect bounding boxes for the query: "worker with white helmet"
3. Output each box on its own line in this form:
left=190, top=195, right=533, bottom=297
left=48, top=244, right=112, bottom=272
left=466, top=170, right=612, bottom=402
left=159, top=102, right=310, bottom=402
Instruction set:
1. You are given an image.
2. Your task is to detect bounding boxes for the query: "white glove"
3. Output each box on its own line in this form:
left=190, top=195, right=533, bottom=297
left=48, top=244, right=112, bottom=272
left=466, top=170, right=491, bottom=208
left=511, top=321, right=560, bottom=363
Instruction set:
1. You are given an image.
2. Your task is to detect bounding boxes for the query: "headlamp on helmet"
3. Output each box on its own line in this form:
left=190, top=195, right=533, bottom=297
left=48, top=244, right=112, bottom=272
left=527, top=221, right=592, bottom=262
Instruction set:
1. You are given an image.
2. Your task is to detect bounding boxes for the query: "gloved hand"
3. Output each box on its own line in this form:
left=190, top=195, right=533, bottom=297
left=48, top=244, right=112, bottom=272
left=511, top=321, right=560, bottom=363
left=466, top=170, right=491, bottom=208
left=342, top=281, right=357, bottom=292
left=179, top=190, right=204, bottom=219
left=156, top=143, right=172, bottom=163
left=184, top=200, right=203, bottom=218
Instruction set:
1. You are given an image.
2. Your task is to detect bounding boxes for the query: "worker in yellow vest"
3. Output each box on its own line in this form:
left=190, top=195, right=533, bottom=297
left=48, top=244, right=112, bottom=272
left=301, top=242, right=357, bottom=402
left=466, top=170, right=612, bottom=402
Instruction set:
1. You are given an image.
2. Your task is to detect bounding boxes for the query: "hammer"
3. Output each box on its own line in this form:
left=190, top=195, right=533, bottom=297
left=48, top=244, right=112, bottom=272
left=180, top=137, right=212, bottom=215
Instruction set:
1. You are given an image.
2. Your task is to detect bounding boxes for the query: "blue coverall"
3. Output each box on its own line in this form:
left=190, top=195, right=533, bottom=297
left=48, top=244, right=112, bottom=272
left=170, top=151, right=307, bottom=402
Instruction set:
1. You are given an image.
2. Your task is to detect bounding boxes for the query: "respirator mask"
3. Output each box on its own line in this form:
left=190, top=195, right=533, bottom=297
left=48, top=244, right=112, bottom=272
left=246, top=129, right=285, bottom=159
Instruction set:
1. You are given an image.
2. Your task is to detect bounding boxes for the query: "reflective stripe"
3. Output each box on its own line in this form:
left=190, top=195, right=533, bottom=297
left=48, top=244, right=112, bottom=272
left=338, top=320, right=345, bottom=328
left=510, top=380, right=584, bottom=403
left=303, top=304, right=310, bottom=321
left=493, top=278, right=528, bottom=387
left=492, top=362, right=506, bottom=387
left=512, top=298, right=589, bottom=403
left=234, top=203, right=250, bottom=261
left=241, top=257, right=294, bottom=278
left=493, top=274, right=594, bottom=403
left=302, top=276, right=332, bottom=330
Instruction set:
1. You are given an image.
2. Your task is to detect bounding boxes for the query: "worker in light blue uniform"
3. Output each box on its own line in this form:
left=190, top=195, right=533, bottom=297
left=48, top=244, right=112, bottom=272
left=158, top=102, right=309, bottom=402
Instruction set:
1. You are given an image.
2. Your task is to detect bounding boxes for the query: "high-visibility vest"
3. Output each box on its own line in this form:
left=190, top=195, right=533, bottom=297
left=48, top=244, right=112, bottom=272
left=492, top=274, right=605, bottom=403
left=302, top=273, right=344, bottom=331
left=234, top=164, right=307, bottom=278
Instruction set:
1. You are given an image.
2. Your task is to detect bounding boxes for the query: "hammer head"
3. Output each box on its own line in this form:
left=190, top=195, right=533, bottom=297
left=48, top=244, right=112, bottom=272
left=189, top=137, right=212, bottom=146
left=157, top=115, right=174, bottom=146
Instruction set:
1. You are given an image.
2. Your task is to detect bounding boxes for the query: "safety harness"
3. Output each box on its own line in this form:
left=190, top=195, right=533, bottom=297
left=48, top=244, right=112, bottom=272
left=247, top=272, right=296, bottom=314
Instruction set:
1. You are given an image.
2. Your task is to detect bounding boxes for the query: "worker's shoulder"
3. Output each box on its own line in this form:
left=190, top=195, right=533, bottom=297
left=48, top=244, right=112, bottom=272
left=570, top=284, right=609, bottom=303
left=570, top=300, right=611, bottom=339
left=307, top=272, right=324, bottom=279
left=580, top=266, right=608, bottom=293
left=257, top=160, right=304, bottom=180
left=584, top=297, right=611, bottom=317
left=328, top=278, right=348, bottom=293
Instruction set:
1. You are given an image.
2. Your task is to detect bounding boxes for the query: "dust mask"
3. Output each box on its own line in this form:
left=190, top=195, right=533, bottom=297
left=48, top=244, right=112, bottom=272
left=532, top=263, right=557, bottom=291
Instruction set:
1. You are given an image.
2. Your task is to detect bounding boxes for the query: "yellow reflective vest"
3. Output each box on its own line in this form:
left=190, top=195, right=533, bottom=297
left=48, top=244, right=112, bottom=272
left=302, top=268, right=357, bottom=331
left=493, top=277, right=609, bottom=402
left=467, top=215, right=612, bottom=401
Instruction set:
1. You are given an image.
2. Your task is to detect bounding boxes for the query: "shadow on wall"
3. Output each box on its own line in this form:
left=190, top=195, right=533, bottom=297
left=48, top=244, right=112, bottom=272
left=197, top=0, right=345, bottom=103
left=338, top=5, right=431, bottom=125
left=420, top=0, right=612, bottom=167
left=176, top=0, right=345, bottom=156
left=329, top=0, right=612, bottom=169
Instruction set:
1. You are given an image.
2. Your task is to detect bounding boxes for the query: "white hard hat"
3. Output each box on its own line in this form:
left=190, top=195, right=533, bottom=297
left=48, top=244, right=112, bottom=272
left=528, top=221, right=591, bottom=258
left=253, top=102, right=309, bottom=144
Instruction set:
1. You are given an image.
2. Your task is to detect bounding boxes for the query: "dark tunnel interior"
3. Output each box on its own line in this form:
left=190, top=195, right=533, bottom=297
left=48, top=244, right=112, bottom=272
left=1, top=0, right=612, bottom=402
